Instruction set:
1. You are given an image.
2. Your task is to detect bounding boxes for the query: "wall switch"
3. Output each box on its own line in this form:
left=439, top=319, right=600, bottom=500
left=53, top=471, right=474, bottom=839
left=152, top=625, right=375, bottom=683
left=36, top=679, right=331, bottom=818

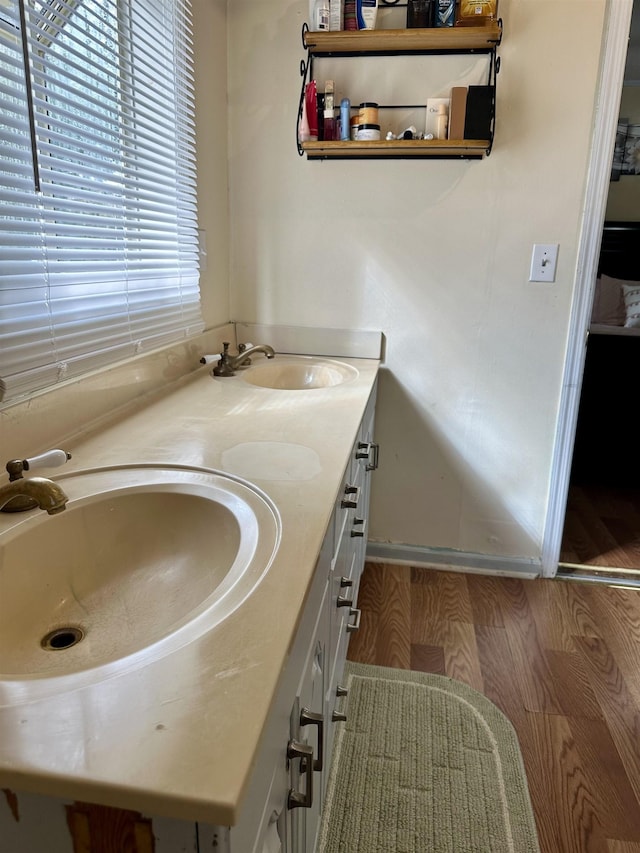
left=529, top=243, right=559, bottom=282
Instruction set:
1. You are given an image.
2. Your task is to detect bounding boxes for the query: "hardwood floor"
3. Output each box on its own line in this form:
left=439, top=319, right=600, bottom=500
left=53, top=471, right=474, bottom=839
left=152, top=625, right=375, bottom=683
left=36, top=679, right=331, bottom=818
left=348, top=562, right=640, bottom=853
left=561, top=484, right=640, bottom=572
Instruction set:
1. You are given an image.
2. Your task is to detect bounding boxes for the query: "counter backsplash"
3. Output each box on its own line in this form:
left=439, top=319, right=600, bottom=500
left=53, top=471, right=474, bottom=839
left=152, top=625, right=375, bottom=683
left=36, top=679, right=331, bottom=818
left=0, top=324, right=383, bottom=462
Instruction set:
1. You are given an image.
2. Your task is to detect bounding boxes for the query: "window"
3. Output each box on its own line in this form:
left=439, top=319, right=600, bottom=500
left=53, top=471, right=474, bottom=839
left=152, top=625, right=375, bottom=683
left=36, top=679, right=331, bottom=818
left=0, top=0, right=202, bottom=406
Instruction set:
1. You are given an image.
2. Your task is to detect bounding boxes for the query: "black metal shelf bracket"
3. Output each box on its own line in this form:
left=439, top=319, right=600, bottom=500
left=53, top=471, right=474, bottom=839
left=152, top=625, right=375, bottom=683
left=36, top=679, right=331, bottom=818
left=485, top=33, right=501, bottom=156
left=297, top=23, right=313, bottom=156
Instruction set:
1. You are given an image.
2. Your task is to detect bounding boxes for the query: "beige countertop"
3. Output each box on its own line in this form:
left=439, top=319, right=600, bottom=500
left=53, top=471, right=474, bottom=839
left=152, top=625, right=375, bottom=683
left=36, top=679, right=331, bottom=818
left=0, top=354, right=379, bottom=826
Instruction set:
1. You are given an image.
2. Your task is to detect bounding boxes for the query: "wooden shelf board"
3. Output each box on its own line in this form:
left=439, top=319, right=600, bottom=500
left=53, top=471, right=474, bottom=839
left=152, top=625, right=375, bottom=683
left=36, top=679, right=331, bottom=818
left=302, top=139, right=490, bottom=158
left=303, top=25, right=502, bottom=54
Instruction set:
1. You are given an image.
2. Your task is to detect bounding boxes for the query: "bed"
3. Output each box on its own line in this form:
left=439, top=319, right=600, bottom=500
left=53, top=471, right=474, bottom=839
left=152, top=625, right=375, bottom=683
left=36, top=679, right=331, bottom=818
left=589, top=221, right=640, bottom=336
left=571, top=221, right=640, bottom=486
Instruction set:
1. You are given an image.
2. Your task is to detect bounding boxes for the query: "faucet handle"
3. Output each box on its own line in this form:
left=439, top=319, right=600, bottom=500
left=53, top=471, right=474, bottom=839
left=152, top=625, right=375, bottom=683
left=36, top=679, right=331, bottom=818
left=213, top=342, right=236, bottom=377
left=6, top=449, right=72, bottom=481
left=237, top=342, right=254, bottom=365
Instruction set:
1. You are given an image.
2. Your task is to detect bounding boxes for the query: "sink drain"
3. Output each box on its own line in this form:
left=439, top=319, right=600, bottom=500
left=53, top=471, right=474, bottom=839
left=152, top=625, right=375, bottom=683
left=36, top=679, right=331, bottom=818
left=41, top=627, right=84, bottom=651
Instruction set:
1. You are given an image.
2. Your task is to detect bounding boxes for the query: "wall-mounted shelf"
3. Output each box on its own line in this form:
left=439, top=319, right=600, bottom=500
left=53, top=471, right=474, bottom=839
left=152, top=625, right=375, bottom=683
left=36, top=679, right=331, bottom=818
left=303, top=24, right=502, bottom=55
left=301, top=138, right=490, bottom=160
left=297, top=21, right=502, bottom=160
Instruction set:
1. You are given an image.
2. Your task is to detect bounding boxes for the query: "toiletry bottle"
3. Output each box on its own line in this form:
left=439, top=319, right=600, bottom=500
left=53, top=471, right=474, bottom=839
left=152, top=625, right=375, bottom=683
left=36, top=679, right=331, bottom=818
left=323, top=109, right=336, bottom=140
left=316, top=92, right=325, bottom=140
left=356, top=0, right=377, bottom=30
left=323, top=80, right=336, bottom=140
left=343, top=0, right=358, bottom=30
left=314, top=0, right=330, bottom=31
left=435, top=0, right=454, bottom=26
left=340, top=98, right=351, bottom=141
left=407, top=0, right=434, bottom=28
left=330, top=0, right=343, bottom=31
left=455, top=0, right=498, bottom=27
left=306, top=81, right=318, bottom=141
left=298, top=95, right=311, bottom=144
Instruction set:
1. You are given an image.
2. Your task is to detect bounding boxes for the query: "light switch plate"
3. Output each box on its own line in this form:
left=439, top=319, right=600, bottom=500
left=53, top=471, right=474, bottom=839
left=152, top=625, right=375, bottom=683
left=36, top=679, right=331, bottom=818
left=529, top=243, right=559, bottom=282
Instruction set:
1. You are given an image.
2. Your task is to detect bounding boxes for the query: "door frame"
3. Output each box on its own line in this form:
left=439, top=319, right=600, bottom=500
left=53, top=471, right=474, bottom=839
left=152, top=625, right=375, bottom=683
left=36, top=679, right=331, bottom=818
left=541, top=0, right=635, bottom=578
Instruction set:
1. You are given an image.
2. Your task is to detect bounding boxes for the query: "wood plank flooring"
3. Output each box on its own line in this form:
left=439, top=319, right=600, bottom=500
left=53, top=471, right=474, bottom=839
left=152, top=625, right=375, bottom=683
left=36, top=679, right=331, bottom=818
left=561, top=484, right=640, bottom=571
left=348, top=563, right=640, bottom=853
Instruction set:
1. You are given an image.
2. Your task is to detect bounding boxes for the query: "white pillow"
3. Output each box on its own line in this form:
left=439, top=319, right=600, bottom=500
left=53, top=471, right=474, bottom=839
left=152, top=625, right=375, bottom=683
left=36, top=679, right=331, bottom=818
left=591, top=274, right=626, bottom=325
left=622, top=281, right=640, bottom=328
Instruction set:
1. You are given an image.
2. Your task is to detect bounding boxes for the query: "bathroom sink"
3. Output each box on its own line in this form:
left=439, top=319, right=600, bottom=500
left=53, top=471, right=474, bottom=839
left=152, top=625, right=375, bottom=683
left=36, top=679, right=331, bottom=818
left=0, top=465, right=280, bottom=698
left=241, top=356, right=358, bottom=390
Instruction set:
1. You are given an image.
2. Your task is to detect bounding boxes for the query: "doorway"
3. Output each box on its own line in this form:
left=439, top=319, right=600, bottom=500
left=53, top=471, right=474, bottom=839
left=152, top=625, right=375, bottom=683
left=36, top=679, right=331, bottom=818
left=544, top=0, right=640, bottom=582
left=560, top=236, right=640, bottom=583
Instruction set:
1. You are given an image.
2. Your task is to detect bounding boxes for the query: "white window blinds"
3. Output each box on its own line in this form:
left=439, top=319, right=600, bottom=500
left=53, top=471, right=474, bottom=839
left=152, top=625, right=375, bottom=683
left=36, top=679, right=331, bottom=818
left=0, top=0, right=202, bottom=405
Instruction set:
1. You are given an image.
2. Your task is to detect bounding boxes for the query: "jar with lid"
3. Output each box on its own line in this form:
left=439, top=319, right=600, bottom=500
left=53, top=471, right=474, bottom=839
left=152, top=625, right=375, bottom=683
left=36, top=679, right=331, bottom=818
left=358, top=102, right=379, bottom=125
left=356, top=123, right=381, bottom=140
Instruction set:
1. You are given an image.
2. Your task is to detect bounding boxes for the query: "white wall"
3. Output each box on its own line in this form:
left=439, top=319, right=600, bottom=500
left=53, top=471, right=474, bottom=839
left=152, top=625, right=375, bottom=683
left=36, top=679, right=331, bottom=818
left=215, top=0, right=607, bottom=569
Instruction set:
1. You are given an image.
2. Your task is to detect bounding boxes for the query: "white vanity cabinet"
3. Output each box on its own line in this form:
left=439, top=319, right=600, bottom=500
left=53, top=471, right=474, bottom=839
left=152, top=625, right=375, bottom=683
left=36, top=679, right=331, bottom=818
left=224, top=380, right=378, bottom=853
left=198, top=380, right=378, bottom=853
left=0, top=381, right=378, bottom=853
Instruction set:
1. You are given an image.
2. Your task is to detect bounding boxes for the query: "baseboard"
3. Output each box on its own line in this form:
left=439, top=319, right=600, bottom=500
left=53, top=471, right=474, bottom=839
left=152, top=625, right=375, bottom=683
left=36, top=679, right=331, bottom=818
left=365, top=541, right=541, bottom=578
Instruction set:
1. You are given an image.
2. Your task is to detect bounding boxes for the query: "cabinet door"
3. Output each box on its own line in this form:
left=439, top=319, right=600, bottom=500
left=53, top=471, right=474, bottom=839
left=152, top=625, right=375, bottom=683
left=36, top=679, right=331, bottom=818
left=289, top=582, right=328, bottom=853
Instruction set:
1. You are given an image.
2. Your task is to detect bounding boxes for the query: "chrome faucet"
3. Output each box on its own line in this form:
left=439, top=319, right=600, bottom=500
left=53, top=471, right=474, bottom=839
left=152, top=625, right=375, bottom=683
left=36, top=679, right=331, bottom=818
left=0, top=449, right=71, bottom=514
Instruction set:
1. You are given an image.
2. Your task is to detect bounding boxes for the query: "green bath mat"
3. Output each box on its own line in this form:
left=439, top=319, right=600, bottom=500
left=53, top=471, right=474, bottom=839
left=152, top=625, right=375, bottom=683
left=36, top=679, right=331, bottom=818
left=319, top=662, right=540, bottom=853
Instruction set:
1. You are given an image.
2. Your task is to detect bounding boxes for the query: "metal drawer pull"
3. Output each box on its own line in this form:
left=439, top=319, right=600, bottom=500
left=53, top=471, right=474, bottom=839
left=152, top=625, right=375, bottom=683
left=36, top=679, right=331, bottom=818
left=287, top=740, right=314, bottom=810
left=333, top=685, right=349, bottom=722
left=346, top=607, right=361, bottom=633
left=355, top=441, right=380, bottom=471
left=341, top=485, right=360, bottom=509
left=300, top=708, right=324, bottom=771
left=337, top=594, right=353, bottom=608
left=340, top=576, right=353, bottom=588
left=351, top=517, right=366, bottom=538
left=367, top=442, right=380, bottom=471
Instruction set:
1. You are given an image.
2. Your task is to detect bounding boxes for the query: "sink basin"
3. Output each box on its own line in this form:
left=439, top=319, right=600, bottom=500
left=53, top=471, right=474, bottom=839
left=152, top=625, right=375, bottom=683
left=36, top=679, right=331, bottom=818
left=0, top=465, right=280, bottom=699
left=241, top=356, right=358, bottom=390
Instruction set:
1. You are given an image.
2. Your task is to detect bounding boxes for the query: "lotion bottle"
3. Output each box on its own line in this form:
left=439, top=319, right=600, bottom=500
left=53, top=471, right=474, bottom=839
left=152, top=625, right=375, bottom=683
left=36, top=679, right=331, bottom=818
left=356, top=0, right=377, bottom=29
left=310, top=0, right=329, bottom=30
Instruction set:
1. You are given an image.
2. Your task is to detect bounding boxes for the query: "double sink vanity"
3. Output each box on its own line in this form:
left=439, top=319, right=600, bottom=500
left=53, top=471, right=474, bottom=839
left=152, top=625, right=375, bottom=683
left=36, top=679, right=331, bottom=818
left=0, top=332, right=380, bottom=853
